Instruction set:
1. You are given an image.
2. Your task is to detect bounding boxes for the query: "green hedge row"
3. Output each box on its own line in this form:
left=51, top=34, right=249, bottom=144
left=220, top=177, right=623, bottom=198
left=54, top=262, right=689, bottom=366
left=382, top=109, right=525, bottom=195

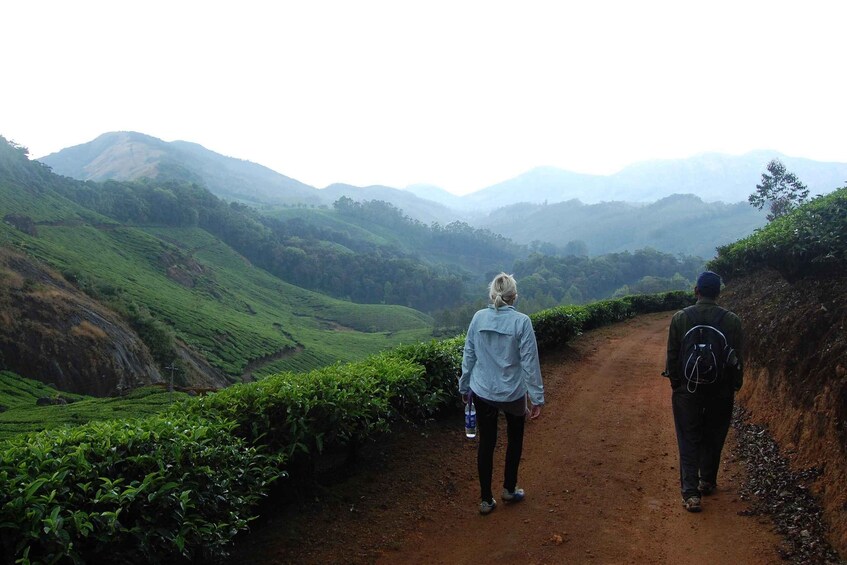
left=532, top=291, right=692, bottom=351
left=0, top=291, right=689, bottom=564
left=181, top=353, right=433, bottom=456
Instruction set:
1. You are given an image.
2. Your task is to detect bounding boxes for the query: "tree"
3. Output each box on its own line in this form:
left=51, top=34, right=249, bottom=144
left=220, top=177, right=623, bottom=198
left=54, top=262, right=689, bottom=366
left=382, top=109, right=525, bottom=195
left=748, top=159, right=809, bottom=221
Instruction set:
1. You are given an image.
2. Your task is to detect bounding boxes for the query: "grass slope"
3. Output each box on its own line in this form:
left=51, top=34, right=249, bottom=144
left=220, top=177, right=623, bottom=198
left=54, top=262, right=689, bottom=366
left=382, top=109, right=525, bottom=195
left=0, top=156, right=434, bottom=385
left=0, top=371, right=183, bottom=440
left=7, top=221, right=432, bottom=379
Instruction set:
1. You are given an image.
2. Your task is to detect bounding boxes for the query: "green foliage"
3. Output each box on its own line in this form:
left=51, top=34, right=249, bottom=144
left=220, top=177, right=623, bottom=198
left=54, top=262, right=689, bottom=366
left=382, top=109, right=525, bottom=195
left=52, top=178, right=479, bottom=313
left=121, top=303, right=177, bottom=368
left=582, top=298, right=638, bottom=330
left=748, top=159, right=810, bottom=221
left=529, top=291, right=693, bottom=351
left=0, top=413, right=281, bottom=564
left=613, top=273, right=690, bottom=297
left=391, top=337, right=465, bottom=418
left=0, top=371, right=85, bottom=411
left=513, top=248, right=703, bottom=311
left=0, top=374, right=187, bottom=441
left=530, top=305, right=589, bottom=351
left=181, top=354, right=425, bottom=457
left=711, top=187, right=847, bottom=280
left=1, top=203, right=432, bottom=384
left=255, top=201, right=517, bottom=311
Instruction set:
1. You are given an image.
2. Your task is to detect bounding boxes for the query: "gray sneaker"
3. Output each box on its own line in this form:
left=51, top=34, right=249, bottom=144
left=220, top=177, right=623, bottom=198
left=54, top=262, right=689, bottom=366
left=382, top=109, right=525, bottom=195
left=501, top=487, right=525, bottom=503
left=698, top=480, right=715, bottom=496
left=479, top=498, right=497, bottom=515
left=683, top=496, right=702, bottom=512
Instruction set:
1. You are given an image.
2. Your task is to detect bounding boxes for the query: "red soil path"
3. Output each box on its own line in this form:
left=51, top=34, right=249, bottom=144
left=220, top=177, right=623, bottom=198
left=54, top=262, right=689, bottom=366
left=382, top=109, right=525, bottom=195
left=230, top=312, right=783, bottom=564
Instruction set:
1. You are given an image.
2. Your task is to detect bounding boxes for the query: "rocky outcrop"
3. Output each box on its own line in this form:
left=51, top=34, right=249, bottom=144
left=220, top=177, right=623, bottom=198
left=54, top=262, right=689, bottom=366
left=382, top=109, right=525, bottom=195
left=0, top=250, right=163, bottom=396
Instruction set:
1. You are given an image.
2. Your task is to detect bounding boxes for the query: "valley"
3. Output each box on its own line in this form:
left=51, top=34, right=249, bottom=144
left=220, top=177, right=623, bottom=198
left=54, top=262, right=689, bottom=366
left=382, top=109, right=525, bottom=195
left=0, top=131, right=845, bottom=563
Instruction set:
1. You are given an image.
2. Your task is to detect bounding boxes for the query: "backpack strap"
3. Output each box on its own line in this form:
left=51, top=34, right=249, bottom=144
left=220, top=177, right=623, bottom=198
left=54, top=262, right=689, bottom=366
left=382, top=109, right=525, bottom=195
left=711, top=307, right=728, bottom=329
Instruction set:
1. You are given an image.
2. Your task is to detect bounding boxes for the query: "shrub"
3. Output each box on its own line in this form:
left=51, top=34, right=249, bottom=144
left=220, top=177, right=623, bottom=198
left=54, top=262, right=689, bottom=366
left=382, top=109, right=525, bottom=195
left=0, top=414, right=280, bottom=564
left=391, top=336, right=464, bottom=418
left=530, top=305, right=588, bottom=352
left=182, top=354, right=425, bottom=457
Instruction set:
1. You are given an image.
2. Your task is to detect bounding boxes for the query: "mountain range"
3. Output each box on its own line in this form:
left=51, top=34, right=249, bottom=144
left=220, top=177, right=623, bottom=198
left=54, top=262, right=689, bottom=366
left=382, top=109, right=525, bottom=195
left=41, top=131, right=847, bottom=213
left=0, top=138, right=436, bottom=394
left=35, top=131, right=847, bottom=259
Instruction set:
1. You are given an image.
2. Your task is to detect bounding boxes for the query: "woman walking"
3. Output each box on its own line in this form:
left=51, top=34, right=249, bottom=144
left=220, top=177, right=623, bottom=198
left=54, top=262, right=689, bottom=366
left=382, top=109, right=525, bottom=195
left=459, top=273, right=544, bottom=515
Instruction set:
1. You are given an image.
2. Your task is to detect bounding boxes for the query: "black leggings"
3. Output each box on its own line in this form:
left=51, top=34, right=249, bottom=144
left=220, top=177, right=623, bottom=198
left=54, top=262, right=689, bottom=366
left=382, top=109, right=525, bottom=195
left=475, top=395, right=526, bottom=502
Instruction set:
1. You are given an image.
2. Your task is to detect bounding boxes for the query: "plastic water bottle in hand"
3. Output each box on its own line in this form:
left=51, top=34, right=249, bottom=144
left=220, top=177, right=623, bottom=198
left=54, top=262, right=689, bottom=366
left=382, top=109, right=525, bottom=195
left=465, top=398, right=477, bottom=438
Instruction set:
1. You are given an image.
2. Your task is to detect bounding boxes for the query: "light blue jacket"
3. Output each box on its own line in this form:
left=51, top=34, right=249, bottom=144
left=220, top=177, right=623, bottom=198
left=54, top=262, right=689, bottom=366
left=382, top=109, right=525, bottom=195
left=459, top=305, right=544, bottom=406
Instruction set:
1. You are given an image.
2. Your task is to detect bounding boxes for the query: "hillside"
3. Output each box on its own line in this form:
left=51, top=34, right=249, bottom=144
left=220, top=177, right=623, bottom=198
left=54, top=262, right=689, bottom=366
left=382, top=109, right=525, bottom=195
left=320, top=183, right=466, bottom=225
left=0, top=248, right=168, bottom=394
left=0, top=137, right=434, bottom=395
left=264, top=200, right=522, bottom=278
left=0, top=372, right=183, bottom=440
left=41, top=131, right=319, bottom=205
left=39, top=132, right=463, bottom=222
left=476, top=194, right=767, bottom=258
left=39, top=133, right=845, bottom=264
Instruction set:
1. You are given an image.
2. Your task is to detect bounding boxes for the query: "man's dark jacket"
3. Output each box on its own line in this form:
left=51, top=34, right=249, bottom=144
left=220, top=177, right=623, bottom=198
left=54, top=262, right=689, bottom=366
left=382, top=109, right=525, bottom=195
left=665, top=296, right=744, bottom=395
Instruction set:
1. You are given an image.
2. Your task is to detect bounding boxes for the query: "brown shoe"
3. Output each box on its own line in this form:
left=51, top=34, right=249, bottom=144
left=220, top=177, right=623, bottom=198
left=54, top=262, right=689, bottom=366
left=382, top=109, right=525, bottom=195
left=683, top=496, right=702, bottom=512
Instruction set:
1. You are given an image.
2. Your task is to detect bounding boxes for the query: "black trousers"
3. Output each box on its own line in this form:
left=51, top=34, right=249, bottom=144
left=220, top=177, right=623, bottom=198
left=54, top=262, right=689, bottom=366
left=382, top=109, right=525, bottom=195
left=671, top=390, right=734, bottom=499
left=475, top=396, right=526, bottom=502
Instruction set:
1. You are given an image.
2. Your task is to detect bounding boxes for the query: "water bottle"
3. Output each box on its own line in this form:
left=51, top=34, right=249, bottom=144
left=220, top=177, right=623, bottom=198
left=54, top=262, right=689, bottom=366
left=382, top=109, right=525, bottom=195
left=465, top=398, right=477, bottom=438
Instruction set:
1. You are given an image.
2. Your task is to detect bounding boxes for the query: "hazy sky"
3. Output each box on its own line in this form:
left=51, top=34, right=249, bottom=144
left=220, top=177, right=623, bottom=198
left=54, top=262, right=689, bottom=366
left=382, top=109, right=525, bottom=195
left=2, top=1, right=844, bottom=195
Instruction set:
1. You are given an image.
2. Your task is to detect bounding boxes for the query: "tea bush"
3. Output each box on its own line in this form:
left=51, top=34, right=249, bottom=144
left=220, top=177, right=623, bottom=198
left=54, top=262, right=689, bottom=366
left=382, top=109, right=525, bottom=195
left=710, top=187, right=847, bottom=280
left=391, top=336, right=464, bottom=419
left=530, top=305, right=588, bottom=352
left=529, top=291, right=691, bottom=351
left=0, top=414, right=280, bottom=564
left=182, top=354, right=426, bottom=456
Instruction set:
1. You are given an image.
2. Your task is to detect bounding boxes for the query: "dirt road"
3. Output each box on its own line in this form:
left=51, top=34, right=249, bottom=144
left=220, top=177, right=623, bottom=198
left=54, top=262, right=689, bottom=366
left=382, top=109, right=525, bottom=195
left=231, top=312, right=783, bottom=564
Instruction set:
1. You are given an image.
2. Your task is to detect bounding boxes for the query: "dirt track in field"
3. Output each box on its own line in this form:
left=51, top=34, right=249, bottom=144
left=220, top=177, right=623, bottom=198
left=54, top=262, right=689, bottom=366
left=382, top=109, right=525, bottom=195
left=229, top=312, right=783, bottom=564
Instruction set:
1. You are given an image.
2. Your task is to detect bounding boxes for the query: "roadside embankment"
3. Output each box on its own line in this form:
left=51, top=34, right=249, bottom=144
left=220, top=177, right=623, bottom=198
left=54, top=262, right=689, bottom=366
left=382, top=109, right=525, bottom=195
left=723, top=269, right=847, bottom=558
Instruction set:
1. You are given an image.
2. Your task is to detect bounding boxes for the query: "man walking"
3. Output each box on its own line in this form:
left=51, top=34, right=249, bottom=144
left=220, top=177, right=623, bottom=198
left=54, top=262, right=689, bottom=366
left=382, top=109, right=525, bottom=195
left=665, top=271, right=743, bottom=512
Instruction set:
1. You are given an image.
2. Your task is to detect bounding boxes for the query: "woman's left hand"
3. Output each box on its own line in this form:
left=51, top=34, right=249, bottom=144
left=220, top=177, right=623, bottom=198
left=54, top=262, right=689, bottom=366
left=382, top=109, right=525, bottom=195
left=528, top=404, right=542, bottom=420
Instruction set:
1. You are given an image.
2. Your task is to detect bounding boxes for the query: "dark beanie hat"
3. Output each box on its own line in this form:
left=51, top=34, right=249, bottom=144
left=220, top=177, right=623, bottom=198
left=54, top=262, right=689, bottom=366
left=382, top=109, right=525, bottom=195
left=696, top=271, right=722, bottom=297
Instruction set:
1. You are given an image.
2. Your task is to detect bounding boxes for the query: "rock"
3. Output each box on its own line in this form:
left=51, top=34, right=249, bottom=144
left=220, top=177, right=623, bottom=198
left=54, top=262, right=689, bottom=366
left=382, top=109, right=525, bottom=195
left=733, top=407, right=842, bottom=564
left=0, top=251, right=163, bottom=396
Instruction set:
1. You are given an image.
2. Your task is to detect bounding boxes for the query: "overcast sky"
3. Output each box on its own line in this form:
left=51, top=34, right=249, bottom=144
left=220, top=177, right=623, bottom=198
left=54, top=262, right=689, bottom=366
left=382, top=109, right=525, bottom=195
left=1, top=1, right=844, bottom=195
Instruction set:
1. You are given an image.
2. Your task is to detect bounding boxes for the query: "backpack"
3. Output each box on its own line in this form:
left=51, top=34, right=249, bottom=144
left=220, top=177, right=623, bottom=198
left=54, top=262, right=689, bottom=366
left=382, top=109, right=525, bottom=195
left=680, top=306, right=737, bottom=392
